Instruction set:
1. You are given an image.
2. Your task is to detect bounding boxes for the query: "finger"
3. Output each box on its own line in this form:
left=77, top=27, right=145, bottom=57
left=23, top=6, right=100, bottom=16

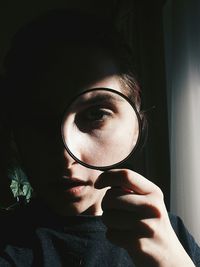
left=106, top=229, right=157, bottom=267
left=95, top=169, right=159, bottom=195
left=102, top=188, right=161, bottom=217
left=102, top=209, right=157, bottom=232
left=102, top=210, right=138, bottom=230
left=105, top=228, right=154, bottom=250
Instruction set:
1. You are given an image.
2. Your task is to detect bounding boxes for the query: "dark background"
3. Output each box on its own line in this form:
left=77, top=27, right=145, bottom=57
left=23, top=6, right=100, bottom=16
left=0, top=0, right=170, bottom=209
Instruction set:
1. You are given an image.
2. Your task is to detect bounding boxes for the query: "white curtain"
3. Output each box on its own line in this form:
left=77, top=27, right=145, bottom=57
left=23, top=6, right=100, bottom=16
left=164, top=0, right=200, bottom=243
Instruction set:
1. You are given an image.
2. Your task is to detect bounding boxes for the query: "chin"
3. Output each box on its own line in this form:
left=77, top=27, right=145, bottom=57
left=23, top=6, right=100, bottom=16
left=54, top=199, right=101, bottom=216
left=37, top=185, right=105, bottom=216
left=41, top=193, right=99, bottom=216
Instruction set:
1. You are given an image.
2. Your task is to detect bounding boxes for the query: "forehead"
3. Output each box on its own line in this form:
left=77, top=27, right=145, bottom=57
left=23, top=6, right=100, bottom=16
left=66, top=88, right=125, bottom=113
left=32, top=45, right=122, bottom=115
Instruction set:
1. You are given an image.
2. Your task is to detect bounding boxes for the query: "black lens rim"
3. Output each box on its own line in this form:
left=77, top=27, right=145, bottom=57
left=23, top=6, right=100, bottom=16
left=61, top=87, right=142, bottom=171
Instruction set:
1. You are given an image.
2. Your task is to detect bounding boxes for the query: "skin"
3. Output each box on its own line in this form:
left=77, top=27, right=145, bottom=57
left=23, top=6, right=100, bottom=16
left=13, top=45, right=195, bottom=266
left=62, top=89, right=139, bottom=167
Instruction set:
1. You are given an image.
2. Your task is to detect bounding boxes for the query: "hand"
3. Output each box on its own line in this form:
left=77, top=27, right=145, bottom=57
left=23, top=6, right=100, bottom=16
left=95, top=169, right=195, bottom=267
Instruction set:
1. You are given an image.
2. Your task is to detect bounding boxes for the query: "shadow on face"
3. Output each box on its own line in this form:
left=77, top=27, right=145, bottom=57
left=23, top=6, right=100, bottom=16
left=11, top=45, right=126, bottom=212
left=3, top=10, right=140, bottom=215
left=35, top=45, right=121, bottom=114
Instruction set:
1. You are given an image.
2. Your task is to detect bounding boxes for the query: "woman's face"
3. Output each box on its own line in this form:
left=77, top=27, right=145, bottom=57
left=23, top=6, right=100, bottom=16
left=13, top=45, right=134, bottom=216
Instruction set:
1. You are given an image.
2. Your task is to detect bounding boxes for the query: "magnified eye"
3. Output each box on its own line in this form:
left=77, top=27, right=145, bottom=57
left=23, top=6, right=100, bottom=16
left=85, top=108, right=112, bottom=122
left=61, top=88, right=140, bottom=169
left=75, top=106, right=113, bottom=132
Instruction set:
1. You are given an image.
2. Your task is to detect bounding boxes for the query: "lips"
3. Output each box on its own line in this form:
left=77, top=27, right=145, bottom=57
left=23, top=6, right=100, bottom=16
left=61, top=176, right=90, bottom=189
left=58, top=176, right=90, bottom=197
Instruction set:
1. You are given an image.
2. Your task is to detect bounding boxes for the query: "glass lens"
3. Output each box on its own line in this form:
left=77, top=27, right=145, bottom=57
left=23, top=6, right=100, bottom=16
left=61, top=88, right=140, bottom=169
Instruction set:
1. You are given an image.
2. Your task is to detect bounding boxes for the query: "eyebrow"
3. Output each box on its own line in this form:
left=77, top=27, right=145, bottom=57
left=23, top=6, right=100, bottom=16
left=74, top=92, right=124, bottom=108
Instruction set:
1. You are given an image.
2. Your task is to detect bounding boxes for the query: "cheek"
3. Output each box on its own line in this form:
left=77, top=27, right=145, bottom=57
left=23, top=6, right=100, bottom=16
left=14, top=129, right=63, bottom=182
left=15, top=120, right=62, bottom=154
left=87, top=170, right=109, bottom=195
left=92, top=170, right=102, bottom=183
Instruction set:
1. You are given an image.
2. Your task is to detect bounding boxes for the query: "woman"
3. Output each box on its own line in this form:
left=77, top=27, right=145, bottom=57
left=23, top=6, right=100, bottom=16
left=1, top=9, right=199, bottom=267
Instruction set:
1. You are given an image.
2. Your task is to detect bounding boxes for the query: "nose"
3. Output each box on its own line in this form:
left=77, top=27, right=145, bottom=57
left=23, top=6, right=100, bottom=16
left=63, top=148, right=78, bottom=169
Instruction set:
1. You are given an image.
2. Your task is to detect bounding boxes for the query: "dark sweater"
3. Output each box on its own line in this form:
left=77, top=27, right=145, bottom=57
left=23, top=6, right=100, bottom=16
left=0, top=200, right=200, bottom=267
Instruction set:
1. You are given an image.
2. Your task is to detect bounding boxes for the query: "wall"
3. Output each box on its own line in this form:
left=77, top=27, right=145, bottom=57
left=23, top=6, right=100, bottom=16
left=164, top=0, right=200, bottom=243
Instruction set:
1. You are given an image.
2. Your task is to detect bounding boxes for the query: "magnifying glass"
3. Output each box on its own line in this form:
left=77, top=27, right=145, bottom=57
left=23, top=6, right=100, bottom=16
left=61, top=88, right=141, bottom=171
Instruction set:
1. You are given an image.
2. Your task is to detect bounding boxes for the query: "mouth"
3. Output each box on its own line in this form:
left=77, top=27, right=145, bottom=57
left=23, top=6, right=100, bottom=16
left=62, top=176, right=90, bottom=186
left=60, top=176, right=91, bottom=195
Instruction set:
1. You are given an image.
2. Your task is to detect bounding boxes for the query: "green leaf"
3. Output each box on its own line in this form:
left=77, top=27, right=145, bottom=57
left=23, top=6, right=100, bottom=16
left=9, top=167, right=33, bottom=202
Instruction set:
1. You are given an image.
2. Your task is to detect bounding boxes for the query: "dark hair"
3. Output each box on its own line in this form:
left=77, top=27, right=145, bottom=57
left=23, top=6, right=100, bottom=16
left=0, top=9, right=147, bottom=207
left=4, top=9, right=141, bottom=110
left=4, top=7, right=147, bottom=148
left=3, top=9, right=148, bottom=155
